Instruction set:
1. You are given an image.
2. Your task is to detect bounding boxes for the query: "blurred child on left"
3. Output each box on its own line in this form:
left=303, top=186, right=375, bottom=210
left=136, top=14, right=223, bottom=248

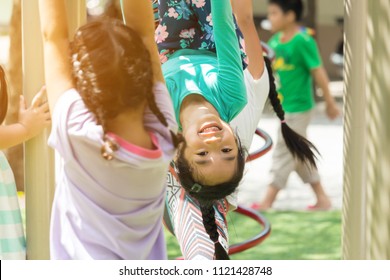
left=0, top=66, right=51, bottom=259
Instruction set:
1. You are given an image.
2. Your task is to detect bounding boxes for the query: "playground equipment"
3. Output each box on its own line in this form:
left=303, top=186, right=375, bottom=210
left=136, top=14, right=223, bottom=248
left=246, top=128, right=272, bottom=162
left=22, top=0, right=86, bottom=260
left=221, top=128, right=273, bottom=255
left=343, top=0, right=390, bottom=259
left=229, top=205, right=271, bottom=255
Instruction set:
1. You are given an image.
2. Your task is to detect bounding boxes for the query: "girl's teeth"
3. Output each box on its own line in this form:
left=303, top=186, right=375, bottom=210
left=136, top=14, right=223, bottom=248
left=203, top=126, right=220, bottom=132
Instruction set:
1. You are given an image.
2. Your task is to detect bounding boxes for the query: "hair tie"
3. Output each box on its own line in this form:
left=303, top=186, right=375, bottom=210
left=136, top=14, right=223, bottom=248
left=190, top=183, right=202, bottom=193
left=281, top=120, right=287, bottom=124
left=101, top=135, right=118, bottom=161
left=214, top=240, right=219, bottom=244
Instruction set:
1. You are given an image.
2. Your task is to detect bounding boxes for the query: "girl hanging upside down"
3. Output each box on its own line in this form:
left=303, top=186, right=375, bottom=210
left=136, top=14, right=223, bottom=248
left=138, top=0, right=318, bottom=259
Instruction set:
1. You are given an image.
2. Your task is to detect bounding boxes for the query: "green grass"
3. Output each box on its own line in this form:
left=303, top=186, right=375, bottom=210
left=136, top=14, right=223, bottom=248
left=165, top=210, right=342, bottom=260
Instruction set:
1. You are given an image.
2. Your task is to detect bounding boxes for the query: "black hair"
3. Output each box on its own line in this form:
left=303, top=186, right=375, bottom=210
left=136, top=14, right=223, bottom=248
left=0, top=66, right=8, bottom=124
left=176, top=138, right=245, bottom=203
left=71, top=18, right=181, bottom=160
left=264, top=55, right=318, bottom=167
left=269, top=0, right=304, bottom=22
left=175, top=138, right=245, bottom=260
left=200, top=203, right=229, bottom=260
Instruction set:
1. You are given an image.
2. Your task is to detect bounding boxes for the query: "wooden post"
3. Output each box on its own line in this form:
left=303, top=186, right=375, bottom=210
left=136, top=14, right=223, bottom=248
left=364, top=0, right=390, bottom=259
left=343, top=0, right=390, bottom=259
left=342, top=0, right=368, bottom=260
left=22, top=0, right=86, bottom=260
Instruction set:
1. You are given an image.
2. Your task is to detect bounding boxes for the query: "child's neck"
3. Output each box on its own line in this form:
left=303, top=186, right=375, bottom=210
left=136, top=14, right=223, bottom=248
left=281, top=23, right=300, bottom=43
left=106, top=108, right=154, bottom=150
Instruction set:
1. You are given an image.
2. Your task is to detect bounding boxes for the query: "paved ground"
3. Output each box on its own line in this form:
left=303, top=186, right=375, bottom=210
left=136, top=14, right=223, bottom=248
left=238, top=97, right=344, bottom=211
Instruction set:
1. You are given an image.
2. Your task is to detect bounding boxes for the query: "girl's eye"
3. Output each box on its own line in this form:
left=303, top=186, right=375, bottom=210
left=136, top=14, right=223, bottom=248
left=196, top=151, right=208, bottom=156
left=222, top=148, right=232, bottom=153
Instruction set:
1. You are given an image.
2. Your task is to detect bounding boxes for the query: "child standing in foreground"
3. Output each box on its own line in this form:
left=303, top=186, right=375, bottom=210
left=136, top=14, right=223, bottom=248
left=0, top=66, right=50, bottom=259
left=39, top=0, right=178, bottom=259
left=253, top=0, right=341, bottom=210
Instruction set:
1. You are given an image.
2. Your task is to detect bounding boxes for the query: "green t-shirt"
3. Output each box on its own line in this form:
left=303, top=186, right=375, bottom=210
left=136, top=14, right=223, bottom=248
left=268, top=32, right=322, bottom=113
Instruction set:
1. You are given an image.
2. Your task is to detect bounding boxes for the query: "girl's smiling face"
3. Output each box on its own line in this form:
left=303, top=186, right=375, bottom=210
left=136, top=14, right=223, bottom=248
left=182, top=114, right=238, bottom=185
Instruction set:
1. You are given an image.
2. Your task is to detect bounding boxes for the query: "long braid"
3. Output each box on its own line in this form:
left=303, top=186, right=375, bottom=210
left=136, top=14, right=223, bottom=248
left=146, top=91, right=168, bottom=127
left=72, top=28, right=118, bottom=160
left=265, top=56, right=285, bottom=121
left=96, top=109, right=118, bottom=160
left=264, top=56, right=319, bottom=167
left=146, top=90, right=183, bottom=148
left=0, top=66, right=8, bottom=124
left=199, top=204, right=230, bottom=260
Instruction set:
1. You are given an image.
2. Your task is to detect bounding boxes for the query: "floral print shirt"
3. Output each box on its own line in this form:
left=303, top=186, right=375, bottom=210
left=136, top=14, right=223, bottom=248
left=154, top=0, right=247, bottom=68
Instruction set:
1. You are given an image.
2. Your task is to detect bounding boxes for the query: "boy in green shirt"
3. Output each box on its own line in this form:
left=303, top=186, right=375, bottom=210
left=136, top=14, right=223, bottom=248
left=253, top=0, right=340, bottom=210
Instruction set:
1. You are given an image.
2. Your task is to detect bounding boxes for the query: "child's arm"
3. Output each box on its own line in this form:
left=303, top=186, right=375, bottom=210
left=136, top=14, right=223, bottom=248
left=231, top=0, right=264, bottom=79
left=121, top=0, right=165, bottom=83
left=213, top=0, right=246, bottom=105
left=121, top=0, right=177, bottom=134
left=312, top=67, right=340, bottom=120
left=299, top=34, right=340, bottom=120
left=0, top=123, right=28, bottom=150
left=39, top=0, right=74, bottom=113
left=0, top=88, right=51, bottom=150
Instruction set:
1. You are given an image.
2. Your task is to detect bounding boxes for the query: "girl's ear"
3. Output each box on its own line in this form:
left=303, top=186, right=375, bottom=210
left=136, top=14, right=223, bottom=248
left=176, top=131, right=185, bottom=145
left=170, top=131, right=184, bottom=150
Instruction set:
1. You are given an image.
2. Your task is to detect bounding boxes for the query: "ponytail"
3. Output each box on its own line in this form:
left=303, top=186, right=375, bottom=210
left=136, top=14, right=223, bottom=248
left=264, top=56, right=319, bottom=167
left=200, top=204, right=230, bottom=260
left=0, top=66, right=8, bottom=124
